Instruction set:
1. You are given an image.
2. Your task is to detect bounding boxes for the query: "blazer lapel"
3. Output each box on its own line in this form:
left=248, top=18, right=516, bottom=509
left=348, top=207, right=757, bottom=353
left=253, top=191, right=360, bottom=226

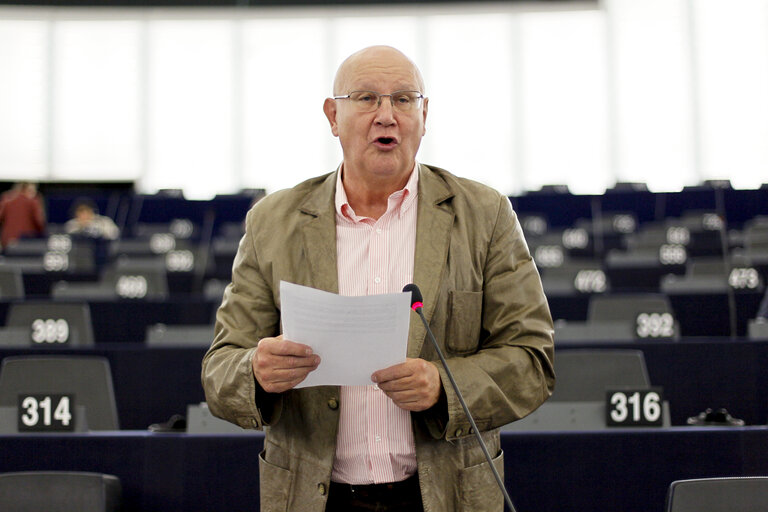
left=408, top=164, right=454, bottom=358
left=299, top=172, right=339, bottom=294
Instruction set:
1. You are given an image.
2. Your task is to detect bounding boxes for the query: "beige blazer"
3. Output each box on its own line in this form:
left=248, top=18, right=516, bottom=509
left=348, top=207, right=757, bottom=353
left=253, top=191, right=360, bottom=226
left=201, top=163, right=555, bottom=512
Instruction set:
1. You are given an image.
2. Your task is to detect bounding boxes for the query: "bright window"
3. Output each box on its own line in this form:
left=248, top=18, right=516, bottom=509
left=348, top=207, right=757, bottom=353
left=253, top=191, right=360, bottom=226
left=144, top=19, right=235, bottom=198
left=0, top=19, right=48, bottom=178
left=52, top=20, right=141, bottom=180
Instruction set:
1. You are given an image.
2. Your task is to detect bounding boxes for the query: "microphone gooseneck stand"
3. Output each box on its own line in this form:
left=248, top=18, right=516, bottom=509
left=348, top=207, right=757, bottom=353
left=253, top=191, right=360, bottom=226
left=403, top=284, right=518, bottom=512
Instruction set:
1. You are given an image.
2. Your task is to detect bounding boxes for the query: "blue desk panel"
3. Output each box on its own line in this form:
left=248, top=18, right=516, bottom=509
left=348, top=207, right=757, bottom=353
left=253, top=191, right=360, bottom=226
left=2, top=428, right=767, bottom=512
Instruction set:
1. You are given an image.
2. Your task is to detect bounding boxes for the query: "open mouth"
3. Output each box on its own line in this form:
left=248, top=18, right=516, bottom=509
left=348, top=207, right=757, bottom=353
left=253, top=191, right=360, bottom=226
left=375, top=137, right=397, bottom=146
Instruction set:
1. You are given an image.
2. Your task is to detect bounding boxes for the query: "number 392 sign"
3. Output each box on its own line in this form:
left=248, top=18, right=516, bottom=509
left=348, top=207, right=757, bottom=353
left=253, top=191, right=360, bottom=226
left=606, top=388, right=664, bottom=427
left=17, top=394, right=75, bottom=432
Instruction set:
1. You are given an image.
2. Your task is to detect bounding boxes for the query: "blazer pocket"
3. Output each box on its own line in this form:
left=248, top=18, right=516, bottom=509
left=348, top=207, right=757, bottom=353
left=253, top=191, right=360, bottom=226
left=446, top=290, right=483, bottom=355
left=458, top=449, right=505, bottom=511
left=258, top=449, right=293, bottom=512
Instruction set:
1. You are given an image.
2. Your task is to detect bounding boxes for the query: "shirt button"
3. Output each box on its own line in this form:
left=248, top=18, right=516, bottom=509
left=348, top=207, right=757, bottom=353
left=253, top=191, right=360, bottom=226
left=374, top=277, right=381, bottom=284
left=327, top=398, right=339, bottom=410
left=318, top=483, right=327, bottom=496
left=376, top=228, right=382, bottom=234
left=375, top=435, right=381, bottom=442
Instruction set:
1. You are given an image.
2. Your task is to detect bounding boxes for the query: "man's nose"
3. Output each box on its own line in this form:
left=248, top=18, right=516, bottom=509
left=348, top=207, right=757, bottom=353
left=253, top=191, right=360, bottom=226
left=374, top=96, right=396, bottom=124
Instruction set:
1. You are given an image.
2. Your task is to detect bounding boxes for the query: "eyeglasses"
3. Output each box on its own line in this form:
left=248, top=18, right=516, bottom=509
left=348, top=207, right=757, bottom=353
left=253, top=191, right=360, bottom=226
left=333, top=90, right=425, bottom=113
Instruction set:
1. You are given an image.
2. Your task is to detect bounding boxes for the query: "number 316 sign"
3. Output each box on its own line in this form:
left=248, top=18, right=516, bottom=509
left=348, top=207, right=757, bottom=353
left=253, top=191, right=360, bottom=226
left=606, top=388, right=664, bottom=427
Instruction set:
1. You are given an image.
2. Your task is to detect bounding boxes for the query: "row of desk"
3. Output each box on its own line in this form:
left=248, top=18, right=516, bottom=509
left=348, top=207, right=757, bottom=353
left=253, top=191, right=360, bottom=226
left=1, top=336, right=767, bottom=430
left=1, top=335, right=767, bottom=511
left=2, top=427, right=767, bottom=512
left=2, top=291, right=765, bottom=342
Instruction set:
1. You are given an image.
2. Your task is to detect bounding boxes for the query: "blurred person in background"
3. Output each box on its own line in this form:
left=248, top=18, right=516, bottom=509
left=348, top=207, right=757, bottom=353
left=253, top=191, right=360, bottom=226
left=0, top=181, right=46, bottom=250
left=65, top=198, right=120, bottom=240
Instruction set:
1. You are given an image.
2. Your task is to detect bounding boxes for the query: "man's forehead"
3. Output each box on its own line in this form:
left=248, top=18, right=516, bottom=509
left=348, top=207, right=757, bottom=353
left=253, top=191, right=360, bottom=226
left=334, top=46, right=424, bottom=94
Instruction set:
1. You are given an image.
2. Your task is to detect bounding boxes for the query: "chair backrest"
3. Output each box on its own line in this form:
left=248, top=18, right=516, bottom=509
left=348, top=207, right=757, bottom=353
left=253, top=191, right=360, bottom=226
left=0, top=471, right=121, bottom=512
left=666, top=476, right=768, bottom=512
left=502, top=399, right=671, bottom=431
left=186, top=403, right=258, bottom=434
left=588, top=294, right=674, bottom=322
left=6, top=302, right=94, bottom=346
left=1, top=238, right=49, bottom=257
left=750, top=320, right=768, bottom=340
left=541, top=261, right=609, bottom=295
left=0, top=356, right=119, bottom=430
left=587, top=294, right=679, bottom=340
left=0, top=266, right=25, bottom=299
left=550, top=349, right=651, bottom=402
left=106, top=265, right=169, bottom=300
left=145, top=323, right=214, bottom=347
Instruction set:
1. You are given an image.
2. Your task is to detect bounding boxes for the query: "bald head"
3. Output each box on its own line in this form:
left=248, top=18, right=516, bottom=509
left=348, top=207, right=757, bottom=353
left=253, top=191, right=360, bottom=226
left=332, top=45, right=425, bottom=96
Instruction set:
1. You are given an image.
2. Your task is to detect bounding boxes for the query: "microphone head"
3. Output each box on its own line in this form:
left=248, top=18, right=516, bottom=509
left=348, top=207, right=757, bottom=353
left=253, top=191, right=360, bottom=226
left=402, top=283, right=423, bottom=308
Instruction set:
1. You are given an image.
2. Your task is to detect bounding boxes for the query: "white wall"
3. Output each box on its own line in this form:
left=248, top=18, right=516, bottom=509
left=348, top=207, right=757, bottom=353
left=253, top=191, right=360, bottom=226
left=0, top=1, right=766, bottom=198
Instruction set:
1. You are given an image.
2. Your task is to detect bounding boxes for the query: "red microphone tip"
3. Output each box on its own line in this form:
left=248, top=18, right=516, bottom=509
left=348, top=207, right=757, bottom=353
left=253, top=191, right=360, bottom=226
left=411, top=301, right=423, bottom=311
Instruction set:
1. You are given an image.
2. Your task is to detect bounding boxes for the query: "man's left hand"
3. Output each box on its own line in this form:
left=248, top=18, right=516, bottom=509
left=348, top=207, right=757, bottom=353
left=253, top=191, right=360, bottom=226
left=372, top=358, right=442, bottom=412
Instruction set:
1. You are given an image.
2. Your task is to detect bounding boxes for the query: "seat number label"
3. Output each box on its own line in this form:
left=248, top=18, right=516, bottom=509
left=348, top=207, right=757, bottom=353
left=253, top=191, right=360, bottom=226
left=607, top=388, right=663, bottom=426
left=17, top=394, right=75, bottom=432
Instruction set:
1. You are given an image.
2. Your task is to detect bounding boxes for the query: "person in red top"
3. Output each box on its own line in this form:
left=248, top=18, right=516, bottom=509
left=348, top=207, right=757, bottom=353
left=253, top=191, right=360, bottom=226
left=0, top=181, right=46, bottom=250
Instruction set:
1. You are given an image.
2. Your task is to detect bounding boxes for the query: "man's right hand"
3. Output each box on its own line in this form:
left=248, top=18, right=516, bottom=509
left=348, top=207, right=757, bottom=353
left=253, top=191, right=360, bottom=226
left=252, top=335, right=320, bottom=393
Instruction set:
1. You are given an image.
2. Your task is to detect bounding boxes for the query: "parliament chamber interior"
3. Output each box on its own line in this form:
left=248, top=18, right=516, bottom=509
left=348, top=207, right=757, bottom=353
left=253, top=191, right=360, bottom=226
left=1, top=181, right=768, bottom=511
left=3, top=0, right=768, bottom=507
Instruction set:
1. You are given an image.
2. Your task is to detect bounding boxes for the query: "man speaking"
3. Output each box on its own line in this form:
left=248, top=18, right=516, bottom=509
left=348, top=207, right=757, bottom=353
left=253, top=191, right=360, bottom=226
left=201, top=45, right=555, bottom=512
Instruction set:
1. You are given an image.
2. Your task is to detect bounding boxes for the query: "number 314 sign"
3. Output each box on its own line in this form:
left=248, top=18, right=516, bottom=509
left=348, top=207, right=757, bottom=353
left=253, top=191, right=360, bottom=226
left=17, top=394, right=75, bottom=432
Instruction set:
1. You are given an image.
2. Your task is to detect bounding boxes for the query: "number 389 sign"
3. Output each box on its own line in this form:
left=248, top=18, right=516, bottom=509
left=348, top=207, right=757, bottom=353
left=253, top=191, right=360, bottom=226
left=606, top=388, right=664, bottom=427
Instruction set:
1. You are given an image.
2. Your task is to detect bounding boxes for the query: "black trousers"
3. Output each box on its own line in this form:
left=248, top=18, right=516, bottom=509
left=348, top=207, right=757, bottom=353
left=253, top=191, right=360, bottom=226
left=325, top=474, right=424, bottom=512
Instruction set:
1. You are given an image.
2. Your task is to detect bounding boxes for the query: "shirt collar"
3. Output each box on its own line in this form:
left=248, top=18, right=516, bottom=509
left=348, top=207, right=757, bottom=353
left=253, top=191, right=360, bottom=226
left=335, top=162, right=419, bottom=222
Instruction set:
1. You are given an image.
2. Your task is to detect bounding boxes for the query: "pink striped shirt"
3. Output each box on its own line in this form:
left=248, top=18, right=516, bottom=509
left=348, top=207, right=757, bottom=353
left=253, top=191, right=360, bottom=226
left=331, top=164, right=419, bottom=485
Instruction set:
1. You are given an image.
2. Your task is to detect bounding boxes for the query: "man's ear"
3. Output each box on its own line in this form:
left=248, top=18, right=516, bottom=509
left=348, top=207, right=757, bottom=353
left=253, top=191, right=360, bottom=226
left=421, top=97, right=429, bottom=136
left=323, top=98, right=340, bottom=137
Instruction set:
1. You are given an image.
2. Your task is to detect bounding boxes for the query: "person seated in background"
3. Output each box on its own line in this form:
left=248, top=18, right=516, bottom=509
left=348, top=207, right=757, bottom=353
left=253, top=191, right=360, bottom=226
left=65, top=199, right=120, bottom=240
left=0, top=181, right=46, bottom=250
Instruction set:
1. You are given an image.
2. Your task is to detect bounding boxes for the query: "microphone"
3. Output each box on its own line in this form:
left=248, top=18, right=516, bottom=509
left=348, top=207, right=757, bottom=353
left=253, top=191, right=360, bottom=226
left=402, top=284, right=518, bottom=512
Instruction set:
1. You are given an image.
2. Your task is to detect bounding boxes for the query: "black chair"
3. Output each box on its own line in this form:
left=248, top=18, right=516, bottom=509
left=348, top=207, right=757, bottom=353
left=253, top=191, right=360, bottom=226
left=540, top=260, right=609, bottom=296
left=5, top=302, right=94, bottom=346
left=109, top=266, right=169, bottom=300
left=749, top=319, right=768, bottom=340
left=145, top=323, right=214, bottom=347
left=504, top=349, right=669, bottom=431
left=549, top=349, right=650, bottom=402
left=0, top=356, right=119, bottom=430
left=51, top=264, right=169, bottom=301
left=555, top=293, right=679, bottom=342
left=0, top=471, right=121, bottom=512
left=0, top=266, right=24, bottom=299
left=1, top=238, right=49, bottom=257
left=666, top=476, right=768, bottom=512
left=661, top=255, right=764, bottom=294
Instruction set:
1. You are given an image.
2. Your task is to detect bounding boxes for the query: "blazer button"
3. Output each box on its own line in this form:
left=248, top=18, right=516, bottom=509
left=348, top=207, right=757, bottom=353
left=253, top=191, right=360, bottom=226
left=318, top=483, right=327, bottom=496
left=455, top=428, right=463, bottom=437
left=327, top=398, right=339, bottom=410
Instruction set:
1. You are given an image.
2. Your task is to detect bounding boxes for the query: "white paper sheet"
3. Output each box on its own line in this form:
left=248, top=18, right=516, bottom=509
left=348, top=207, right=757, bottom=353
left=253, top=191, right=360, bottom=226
left=279, top=281, right=411, bottom=387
